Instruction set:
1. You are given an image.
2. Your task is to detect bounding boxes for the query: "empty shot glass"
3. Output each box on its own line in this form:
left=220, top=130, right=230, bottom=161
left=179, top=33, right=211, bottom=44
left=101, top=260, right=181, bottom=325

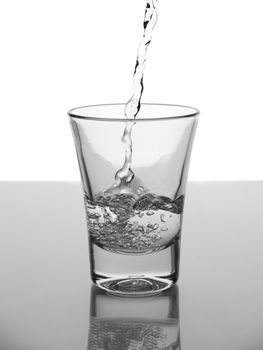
left=68, top=103, right=198, bottom=295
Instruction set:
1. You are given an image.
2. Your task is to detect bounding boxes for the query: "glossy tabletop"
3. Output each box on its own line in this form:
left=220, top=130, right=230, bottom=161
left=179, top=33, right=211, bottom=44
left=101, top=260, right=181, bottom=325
left=0, top=182, right=262, bottom=349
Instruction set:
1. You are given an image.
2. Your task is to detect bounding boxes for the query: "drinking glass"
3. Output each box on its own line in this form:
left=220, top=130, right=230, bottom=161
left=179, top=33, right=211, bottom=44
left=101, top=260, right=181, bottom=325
left=68, top=103, right=198, bottom=295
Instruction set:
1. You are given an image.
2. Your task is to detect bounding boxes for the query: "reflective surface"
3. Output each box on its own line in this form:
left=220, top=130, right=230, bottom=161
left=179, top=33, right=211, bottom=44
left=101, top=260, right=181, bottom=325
left=0, top=182, right=262, bottom=349
left=88, top=285, right=180, bottom=349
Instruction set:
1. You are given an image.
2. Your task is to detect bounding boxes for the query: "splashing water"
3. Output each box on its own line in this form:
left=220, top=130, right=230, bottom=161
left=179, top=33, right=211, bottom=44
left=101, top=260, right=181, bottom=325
left=85, top=192, right=183, bottom=254
left=114, top=0, right=158, bottom=188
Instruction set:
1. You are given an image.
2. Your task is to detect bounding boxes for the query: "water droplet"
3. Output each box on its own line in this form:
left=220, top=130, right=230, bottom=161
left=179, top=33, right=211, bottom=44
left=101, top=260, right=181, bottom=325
left=153, top=223, right=159, bottom=230
left=161, top=227, right=168, bottom=231
left=146, top=211, right=154, bottom=216
left=160, top=214, right=166, bottom=222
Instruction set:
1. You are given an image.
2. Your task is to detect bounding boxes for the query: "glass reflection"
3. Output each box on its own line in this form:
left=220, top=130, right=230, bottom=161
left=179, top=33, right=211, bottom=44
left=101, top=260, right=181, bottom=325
left=87, top=285, right=180, bottom=349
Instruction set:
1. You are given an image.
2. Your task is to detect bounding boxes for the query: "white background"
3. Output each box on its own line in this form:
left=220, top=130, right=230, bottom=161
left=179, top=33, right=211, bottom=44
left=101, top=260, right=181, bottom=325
left=0, top=0, right=262, bottom=181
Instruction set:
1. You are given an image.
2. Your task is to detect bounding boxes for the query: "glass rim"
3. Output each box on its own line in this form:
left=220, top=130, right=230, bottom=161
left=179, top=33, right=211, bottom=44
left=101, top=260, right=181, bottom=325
left=68, top=103, right=199, bottom=122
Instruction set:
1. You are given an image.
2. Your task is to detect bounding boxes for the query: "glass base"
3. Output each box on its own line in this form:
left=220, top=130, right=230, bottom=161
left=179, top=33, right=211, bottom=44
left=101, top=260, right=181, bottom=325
left=98, top=277, right=173, bottom=296
left=89, top=237, right=180, bottom=296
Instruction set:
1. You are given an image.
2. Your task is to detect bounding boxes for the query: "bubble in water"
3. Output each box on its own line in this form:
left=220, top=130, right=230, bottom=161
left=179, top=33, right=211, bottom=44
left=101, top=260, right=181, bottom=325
left=160, top=214, right=166, bottom=222
left=88, top=213, right=100, bottom=219
left=87, top=203, right=96, bottom=209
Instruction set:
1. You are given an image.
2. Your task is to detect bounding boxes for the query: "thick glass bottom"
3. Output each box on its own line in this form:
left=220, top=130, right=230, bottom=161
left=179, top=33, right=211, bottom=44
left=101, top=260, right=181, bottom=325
left=89, top=237, right=180, bottom=296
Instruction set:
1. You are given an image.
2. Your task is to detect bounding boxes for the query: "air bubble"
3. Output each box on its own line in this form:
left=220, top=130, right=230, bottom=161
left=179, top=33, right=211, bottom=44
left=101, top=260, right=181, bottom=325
left=87, top=203, right=96, bottom=209
left=160, top=214, right=166, bottom=222
left=88, top=213, right=100, bottom=219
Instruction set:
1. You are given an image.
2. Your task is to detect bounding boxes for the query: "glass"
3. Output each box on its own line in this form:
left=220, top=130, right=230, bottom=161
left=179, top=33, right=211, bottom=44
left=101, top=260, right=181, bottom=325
left=88, top=285, right=180, bottom=349
left=68, top=103, right=198, bottom=295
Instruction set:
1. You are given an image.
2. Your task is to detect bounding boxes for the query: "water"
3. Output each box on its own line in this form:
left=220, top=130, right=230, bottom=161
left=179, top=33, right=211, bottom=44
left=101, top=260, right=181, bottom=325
left=115, top=0, right=158, bottom=187
left=85, top=0, right=182, bottom=270
left=86, top=1, right=170, bottom=257
left=85, top=191, right=183, bottom=254
left=124, top=0, right=158, bottom=119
